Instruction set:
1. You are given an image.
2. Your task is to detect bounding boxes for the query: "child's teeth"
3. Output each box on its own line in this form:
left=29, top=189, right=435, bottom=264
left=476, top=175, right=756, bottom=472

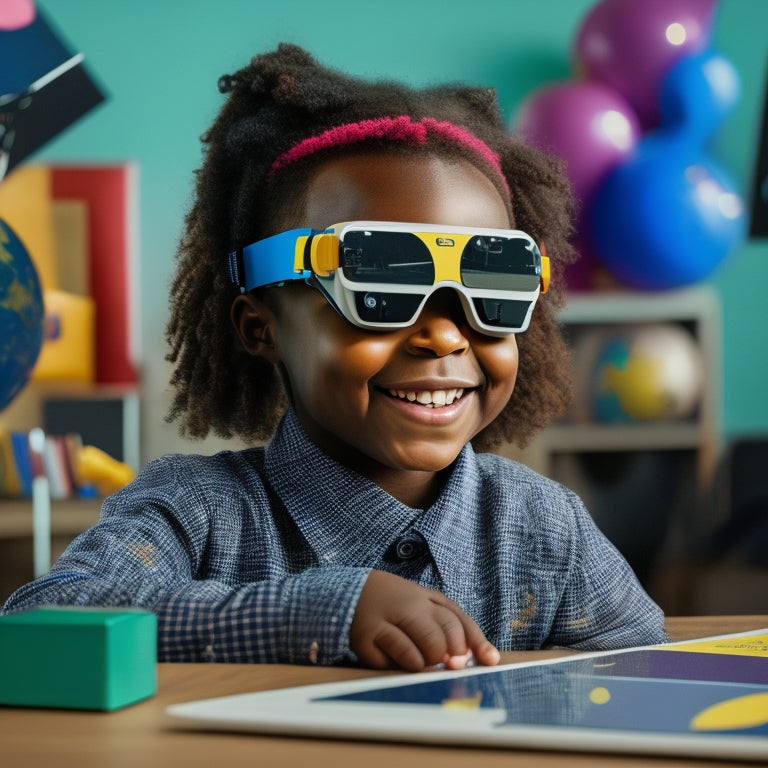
left=387, top=389, right=465, bottom=407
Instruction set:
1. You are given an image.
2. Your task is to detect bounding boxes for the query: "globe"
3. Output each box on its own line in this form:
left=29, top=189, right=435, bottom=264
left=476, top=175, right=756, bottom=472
left=0, top=217, right=44, bottom=411
left=590, top=324, right=703, bottom=422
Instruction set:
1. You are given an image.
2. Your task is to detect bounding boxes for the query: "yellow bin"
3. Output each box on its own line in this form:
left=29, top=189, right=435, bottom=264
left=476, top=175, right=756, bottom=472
left=33, top=290, right=95, bottom=382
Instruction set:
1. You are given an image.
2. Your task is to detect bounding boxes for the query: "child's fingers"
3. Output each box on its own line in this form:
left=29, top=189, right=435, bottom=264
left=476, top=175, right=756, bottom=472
left=351, top=571, right=499, bottom=671
left=470, top=639, right=501, bottom=666
left=443, top=650, right=474, bottom=670
left=378, top=605, right=469, bottom=670
left=399, top=606, right=461, bottom=661
left=394, top=592, right=498, bottom=669
left=436, top=595, right=500, bottom=667
left=368, top=623, right=426, bottom=672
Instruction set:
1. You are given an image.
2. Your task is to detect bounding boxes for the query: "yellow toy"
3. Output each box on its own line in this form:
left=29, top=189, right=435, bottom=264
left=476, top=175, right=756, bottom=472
left=76, top=444, right=134, bottom=496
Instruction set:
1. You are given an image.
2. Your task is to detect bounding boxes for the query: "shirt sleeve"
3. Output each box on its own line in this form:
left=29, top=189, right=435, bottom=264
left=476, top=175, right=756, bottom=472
left=0, top=457, right=370, bottom=666
left=546, top=491, right=670, bottom=650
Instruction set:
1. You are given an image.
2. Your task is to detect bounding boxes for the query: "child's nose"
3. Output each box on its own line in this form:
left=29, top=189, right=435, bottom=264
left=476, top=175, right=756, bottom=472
left=404, top=289, right=470, bottom=357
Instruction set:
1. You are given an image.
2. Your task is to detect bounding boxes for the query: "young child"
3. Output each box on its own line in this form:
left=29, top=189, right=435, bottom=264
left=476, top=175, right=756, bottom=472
left=2, top=44, right=668, bottom=670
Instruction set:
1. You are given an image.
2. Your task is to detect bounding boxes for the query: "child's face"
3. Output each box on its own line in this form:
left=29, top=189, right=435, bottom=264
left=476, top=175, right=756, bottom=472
left=238, top=153, right=519, bottom=494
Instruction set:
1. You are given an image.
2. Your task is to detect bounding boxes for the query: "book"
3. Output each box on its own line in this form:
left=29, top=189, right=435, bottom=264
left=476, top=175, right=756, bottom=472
left=52, top=199, right=89, bottom=295
left=0, top=428, right=21, bottom=497
left=50, top=164, right=138, bottom=385
left=10, top=431, right=33, bottom=497
left=0, top=164, right=57, bottom=291
left=41, top=434, right=72, bottom=500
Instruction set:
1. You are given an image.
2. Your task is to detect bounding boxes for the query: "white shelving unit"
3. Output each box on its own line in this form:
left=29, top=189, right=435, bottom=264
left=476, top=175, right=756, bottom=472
left=507, top=285, right=722, bottom=490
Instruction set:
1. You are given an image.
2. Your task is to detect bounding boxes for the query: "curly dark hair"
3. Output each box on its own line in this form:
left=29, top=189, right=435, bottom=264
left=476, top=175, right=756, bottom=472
left=166, top=43, right=577, bottom=451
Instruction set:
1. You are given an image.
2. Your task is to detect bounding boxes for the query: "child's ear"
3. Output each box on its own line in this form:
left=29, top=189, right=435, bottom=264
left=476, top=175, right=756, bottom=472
left=231, top=294, right=280, bottom=364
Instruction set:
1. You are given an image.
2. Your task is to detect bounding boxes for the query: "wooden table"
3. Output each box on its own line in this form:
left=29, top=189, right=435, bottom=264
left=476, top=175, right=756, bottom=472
left=1, top=616, right=765, bottom=768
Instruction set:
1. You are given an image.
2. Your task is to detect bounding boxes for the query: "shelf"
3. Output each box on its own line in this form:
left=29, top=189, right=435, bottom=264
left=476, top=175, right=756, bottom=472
left=509, top=285, right=722, bottom=484
left=542, top=422, right=704, bottom=453
left=559, top=286, right=720, bottom=325
left=0, top=498, right=101, bottom=539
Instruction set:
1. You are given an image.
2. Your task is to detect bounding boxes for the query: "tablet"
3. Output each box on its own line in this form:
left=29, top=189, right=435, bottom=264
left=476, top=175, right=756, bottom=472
left=166, top=629, right=768, bottom=761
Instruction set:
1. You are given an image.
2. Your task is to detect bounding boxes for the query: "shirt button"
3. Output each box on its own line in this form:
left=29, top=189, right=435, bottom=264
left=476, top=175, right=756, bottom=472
left=393, top=532, right=427, bottom=561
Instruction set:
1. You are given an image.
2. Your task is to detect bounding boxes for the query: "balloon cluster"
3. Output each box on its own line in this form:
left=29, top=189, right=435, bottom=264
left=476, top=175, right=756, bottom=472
left=512, top=0, right=746, bottom=291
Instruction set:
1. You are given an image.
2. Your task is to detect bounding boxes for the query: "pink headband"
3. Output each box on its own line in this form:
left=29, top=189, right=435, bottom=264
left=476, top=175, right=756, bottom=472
left=268, top=115, right=511, bottom=199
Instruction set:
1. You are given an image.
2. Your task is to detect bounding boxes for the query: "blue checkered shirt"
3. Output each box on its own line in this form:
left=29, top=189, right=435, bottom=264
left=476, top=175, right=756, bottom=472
left=2, top=408, right=667, bottom=663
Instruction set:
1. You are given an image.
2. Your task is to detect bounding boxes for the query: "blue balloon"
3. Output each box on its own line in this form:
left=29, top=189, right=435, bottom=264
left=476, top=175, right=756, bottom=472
left=589, top=139, right=745, bottom=289
left=659, top=50, right=740, bottom=146
left=0, top=218, right=44, bottom=411
left=588, top=50, right=746, bottom=290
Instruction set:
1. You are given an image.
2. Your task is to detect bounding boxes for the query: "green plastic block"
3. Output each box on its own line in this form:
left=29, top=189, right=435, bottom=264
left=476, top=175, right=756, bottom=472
left=0, top=606, right=157, bottom=711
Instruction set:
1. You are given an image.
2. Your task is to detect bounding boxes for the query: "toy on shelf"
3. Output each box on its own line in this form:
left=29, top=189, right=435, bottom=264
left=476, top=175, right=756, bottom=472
left=574, top=323, right=704, bottom=423
left=1, top=428, right=135, bottom=501
left=76, top=444, right=135, bottom=497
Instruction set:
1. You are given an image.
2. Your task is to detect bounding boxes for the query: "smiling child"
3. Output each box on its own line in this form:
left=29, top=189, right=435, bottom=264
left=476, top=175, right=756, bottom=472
left=2, top=44, right=668, bottom=670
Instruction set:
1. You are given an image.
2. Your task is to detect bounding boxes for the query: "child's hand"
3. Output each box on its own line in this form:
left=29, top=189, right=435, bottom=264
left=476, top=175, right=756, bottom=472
left=350, top=570, right=500, bottom=672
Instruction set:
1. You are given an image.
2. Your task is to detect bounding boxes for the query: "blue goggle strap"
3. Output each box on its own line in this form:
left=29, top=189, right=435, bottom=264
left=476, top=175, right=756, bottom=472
left=228, top=228, right=314, bottom=293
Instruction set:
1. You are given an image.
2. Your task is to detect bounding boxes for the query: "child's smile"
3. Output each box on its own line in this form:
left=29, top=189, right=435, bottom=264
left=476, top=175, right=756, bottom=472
left=385, top=387, right=467, bottom=408
left=377, top=367, right=481, bottom=423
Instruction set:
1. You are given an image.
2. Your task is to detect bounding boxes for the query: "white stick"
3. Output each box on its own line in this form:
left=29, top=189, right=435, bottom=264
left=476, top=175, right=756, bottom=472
left=29, top=428, right=51, bottom=578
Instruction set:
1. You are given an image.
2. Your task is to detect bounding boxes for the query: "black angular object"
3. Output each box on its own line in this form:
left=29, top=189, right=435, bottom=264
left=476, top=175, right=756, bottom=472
left=0, top=7, right=105, bottom=181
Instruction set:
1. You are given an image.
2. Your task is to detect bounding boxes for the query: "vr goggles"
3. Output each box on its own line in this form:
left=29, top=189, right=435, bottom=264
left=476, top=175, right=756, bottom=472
left=227, top=222, right=550, bottom=336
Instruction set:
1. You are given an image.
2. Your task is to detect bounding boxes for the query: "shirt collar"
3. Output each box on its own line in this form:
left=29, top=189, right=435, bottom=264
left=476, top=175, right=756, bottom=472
left=262, top=408, right=483, bottom=580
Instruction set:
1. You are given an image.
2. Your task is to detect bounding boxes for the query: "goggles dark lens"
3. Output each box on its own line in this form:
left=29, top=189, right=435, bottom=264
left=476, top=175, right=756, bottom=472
left=340, top=231, right=434, bottom=285
left=461, top=235, right=542, bottom=291
left=472, top=298, right=533, bottom=329
left=353, top=291, right=425, bottom=323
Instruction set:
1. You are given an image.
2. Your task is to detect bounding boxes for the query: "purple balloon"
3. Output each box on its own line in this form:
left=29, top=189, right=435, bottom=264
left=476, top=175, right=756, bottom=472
left=513, top=80, right=641, bottom=208
left=573, top=0, right=718, bottom=129
left=513, top=81, right=641, bottom=290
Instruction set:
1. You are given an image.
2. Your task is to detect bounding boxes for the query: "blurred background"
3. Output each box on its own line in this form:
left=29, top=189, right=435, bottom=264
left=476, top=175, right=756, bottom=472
left=1, top=0, right=766, bottom=613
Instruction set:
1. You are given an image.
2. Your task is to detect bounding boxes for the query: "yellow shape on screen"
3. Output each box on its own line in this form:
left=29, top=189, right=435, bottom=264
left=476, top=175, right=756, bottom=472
left=691, top=692, right=768, bottom=732
left=661, top=633, right=768, bottom=658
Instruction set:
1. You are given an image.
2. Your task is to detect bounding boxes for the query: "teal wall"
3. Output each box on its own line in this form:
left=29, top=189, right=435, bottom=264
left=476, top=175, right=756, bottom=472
left=30, top=0, right=768, bottom=459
